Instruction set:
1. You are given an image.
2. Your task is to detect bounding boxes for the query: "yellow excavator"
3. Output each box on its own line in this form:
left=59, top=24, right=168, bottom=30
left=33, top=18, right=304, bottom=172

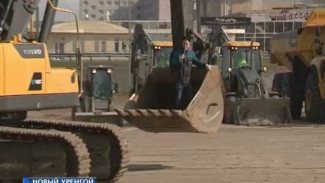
left=0, top=0, right=127, bottom=182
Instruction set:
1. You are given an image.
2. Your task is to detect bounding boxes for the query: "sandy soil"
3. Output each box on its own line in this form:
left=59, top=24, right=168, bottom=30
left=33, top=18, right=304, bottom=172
left=119, top=125, right=325, bottom=183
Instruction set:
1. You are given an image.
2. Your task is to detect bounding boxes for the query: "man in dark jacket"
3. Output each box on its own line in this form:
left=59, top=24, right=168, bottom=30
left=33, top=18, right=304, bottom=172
left=169, top=38, right=210, bottom=109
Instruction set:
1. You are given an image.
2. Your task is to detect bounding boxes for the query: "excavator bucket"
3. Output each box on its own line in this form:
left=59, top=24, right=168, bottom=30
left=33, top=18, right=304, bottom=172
left=236, top=97, right=292, bottom=125
left=115, top=66, right=224, bottom=134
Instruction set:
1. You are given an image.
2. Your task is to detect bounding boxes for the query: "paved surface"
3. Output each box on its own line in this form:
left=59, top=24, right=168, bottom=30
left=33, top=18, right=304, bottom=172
left=119, top=125, right=325, bottom=183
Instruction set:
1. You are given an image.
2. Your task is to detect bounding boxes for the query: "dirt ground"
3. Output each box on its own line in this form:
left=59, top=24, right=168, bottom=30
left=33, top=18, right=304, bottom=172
left=28, top=109, right=325, bottom=183
left=118, top=125, right=325, bottom=183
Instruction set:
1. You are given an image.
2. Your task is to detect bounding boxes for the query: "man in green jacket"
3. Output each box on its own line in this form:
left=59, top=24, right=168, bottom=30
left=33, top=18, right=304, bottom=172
left=238, top=55, right=248, bottom=68
left=169, top=38, right=210, bottom=109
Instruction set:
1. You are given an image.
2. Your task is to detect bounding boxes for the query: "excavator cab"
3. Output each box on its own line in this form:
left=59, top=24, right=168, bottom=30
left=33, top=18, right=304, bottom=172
left=149, top=41, right=173, bottom=68
left=221, top=42, right=263, bottom=91
left=72, top=64, right=123, bottom=126
left=80, top=65, right=118, bottom=112
left=221, top=41, right=292, bottom=125
left=231, top=47, right=260, bottom=69
left=130, top=41, right=173, bottom=93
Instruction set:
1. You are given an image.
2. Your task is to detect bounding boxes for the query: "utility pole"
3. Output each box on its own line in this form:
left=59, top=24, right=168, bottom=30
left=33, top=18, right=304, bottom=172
left=128, top=0, right=131, bottom=36
left=128, top=0, right=132, bottom=90
left=196, top=0, right=201, bottom=33
left=128, top=0, right=131, bottom=54
left=119, top=0, right=121, bottom=18
left=229, top=0, right=233, bottom=16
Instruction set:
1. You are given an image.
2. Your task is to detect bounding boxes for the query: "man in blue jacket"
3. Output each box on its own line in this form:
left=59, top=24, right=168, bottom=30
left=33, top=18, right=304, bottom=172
left=169, top=37, right=210, bottom=109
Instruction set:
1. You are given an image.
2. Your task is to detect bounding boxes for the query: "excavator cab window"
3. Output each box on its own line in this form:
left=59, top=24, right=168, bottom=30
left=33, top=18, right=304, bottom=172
left=230, top=47, right=261, bottom=71
left=89, top=67, right=113, bottom=100
left=153, top=47, right=172, bottom=68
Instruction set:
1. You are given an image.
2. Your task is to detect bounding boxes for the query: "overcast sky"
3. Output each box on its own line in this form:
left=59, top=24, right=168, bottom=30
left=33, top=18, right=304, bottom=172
left=38, top=0, right=79, bottom=21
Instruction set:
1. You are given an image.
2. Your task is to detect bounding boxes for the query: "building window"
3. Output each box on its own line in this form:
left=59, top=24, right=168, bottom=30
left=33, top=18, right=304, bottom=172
left=99, top=1, right=104, bottom=6
left=94, top=41, right=99, bottom=52
left=121, top=1, right=127, bottom=6
left=91, top=5, right=96, bottom=10
left=137, top=5, right=141, bottom=10
left=107, top=1, right=112, bottom=5
left=114, top=38, right=119, bottom=52
left=84, top=1, right=88, bottom=5
left=122, top=41, right=127, bottom=52
left=72, top=41, right=77, bottom=52
left=59, top=43, right=64, bottom=53
left=114, top=1, right=119, bottom=6
left=55, top=43, right=58, bottom=53
left=136, top=14, right=140, bottom=19
left=106, top=10, right=111, bottom=20
left=101, top=41, right=107, bottom=52
left=83, top=9, right=88, bottom=14
left=91, top=14, right=96, bottom=19
left=81, top=41, right=85, bottom=53
left=99, top=9, right=104, bottom=15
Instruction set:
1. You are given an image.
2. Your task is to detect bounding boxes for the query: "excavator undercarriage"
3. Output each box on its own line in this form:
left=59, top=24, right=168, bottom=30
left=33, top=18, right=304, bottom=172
left=0, top=120, right=128, bottom=182
left=0, top=126, right=91, bottom=179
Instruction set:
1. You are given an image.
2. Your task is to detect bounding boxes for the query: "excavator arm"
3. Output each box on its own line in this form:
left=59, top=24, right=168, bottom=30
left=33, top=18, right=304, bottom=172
left=202, top=16, right=251, bottom=64
left=0, top=0, right=40, bottom=40
left=0, top=0, right=58, bottom=42
left=170, top=0, right=194, bottom=50
left=170, top=0, right=213, bottom=61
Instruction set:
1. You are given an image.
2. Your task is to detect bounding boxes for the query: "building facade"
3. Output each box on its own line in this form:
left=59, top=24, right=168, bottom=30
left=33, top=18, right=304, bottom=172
left=110, top=0, right=170, bottom=20
left=47, top=21, right=132, bottom=92
left=198, top=0, right=325, bottom=53
left=199, top=0, right=325, bottom=17
left=79, top=0, right=170, bottom=21
left=79, top=0, right=139, bottom=21
left=47, top=22, right=130, bottom=53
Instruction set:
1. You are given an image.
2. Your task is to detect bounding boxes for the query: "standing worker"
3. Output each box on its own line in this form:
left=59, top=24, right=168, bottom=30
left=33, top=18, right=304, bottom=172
left=238, top=54, right=248, bottom=68
left=170, top=37, right=211, bottom=109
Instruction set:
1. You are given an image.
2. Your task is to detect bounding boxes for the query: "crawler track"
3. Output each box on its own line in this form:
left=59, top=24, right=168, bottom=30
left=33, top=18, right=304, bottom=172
left=0, top=126, right=91, bottom=181
left=0, top=120, right=128, bottom=183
